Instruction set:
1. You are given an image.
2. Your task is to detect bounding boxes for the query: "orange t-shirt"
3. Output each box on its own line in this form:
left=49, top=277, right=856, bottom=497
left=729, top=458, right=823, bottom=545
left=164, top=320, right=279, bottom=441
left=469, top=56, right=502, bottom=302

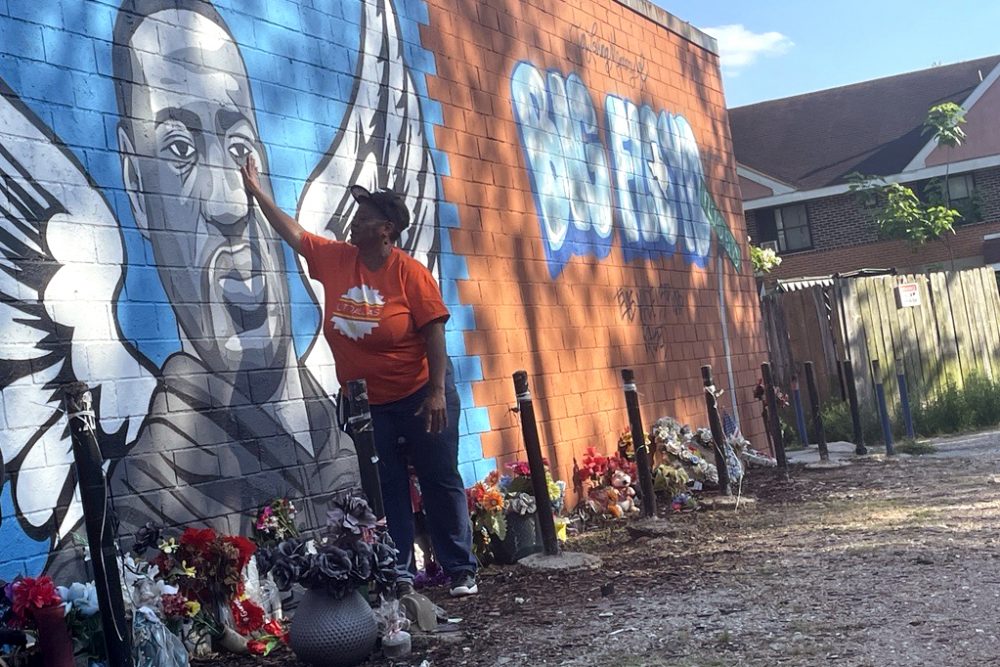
left=299, top=232, right=450, bottom=405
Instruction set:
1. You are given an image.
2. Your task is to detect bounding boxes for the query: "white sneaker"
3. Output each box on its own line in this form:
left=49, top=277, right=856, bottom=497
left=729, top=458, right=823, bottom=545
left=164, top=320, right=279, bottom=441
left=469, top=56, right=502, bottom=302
left=449, top=573, right=478, bottom=597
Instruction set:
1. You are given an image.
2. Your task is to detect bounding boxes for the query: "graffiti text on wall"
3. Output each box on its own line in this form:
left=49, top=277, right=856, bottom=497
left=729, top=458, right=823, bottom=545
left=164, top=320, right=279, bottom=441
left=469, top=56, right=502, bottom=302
left=573, top=22, right=650, bottom=86
left=510, top=62, right=741, bottom=278
left=615, top=285, right=686, bottom=355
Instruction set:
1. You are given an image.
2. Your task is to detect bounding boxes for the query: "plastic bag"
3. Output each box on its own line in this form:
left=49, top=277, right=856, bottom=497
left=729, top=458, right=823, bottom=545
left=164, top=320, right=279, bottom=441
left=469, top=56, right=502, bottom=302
left=132, top=607, right=189, bottom=667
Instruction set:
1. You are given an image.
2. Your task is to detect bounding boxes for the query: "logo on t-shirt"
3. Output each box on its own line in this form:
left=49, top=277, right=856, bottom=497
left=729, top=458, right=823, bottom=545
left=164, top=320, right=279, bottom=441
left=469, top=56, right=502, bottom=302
left=332, top=285, right=385, bottom=340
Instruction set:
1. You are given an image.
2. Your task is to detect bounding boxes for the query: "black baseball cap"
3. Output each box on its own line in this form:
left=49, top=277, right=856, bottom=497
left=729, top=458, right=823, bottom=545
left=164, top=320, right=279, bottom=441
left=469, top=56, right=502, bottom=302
left=350, top=185, right=411, bottom=233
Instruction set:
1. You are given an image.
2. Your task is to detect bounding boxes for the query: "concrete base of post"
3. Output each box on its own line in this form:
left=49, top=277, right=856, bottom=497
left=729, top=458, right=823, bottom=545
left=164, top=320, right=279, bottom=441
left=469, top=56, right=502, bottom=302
left=700, top=495, right=757, bottom=511
left=804, top=460, right=851, bottom=470
left=625, top=516, right=676, bottom=538
left=788, top=441, right=887, bottom=465
left=518, top=551, right=602, bottom=571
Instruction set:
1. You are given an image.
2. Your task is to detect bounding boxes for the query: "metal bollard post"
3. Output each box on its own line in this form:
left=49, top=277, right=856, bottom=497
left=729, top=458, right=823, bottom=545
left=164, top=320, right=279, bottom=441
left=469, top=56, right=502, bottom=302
left=804, top=362, right=829, bottom=462
left=621, top=369, right=656, bottom=517
left=895, top=358, right=916, bottom=439
left=701, top=365, right=732, bottom=495
left=63, top=383, right=134, bottom=667
left=871, top=359, right=895, bottom=455
left=843, top=360, right=868, bottom=455
left=346, top=378, right=385, bottom=519
left=761, top=362, right=788, bottom=475
left=512, top=371, right=559, bottom=556
left=791, top=374, right=810, bottom=447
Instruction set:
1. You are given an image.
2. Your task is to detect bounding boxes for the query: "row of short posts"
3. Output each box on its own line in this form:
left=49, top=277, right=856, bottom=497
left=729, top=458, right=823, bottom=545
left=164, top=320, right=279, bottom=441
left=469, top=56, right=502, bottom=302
left=783, top=357, right=919, bottom=459
left=511, top=364, right=741, bottom=556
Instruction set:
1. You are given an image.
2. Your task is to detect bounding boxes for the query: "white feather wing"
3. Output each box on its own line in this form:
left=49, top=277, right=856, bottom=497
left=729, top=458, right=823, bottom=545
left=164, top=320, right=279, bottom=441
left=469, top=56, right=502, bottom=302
left=0, top=82, right=156, bottom=542
left=294, top=0, right=442, bottom=394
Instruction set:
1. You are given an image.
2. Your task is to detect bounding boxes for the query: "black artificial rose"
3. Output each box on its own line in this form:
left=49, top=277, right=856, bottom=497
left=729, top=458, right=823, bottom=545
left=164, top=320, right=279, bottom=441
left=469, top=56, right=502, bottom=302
left=269, top=558, right=297, bottom=592
left=132, top=522, right=162, bottom=556
left=350, top=542, right=373, bottom=581
left=370, top=541, right=399, bottom=588
left=255, top=546, right=276, bottom=576
left=276, top=537, right=307, bottom=559
left=345, top=495, right=377, bottom=526
left=326, top=493, right=377, bottom=539
left=314, top=551, right=351, bottom=584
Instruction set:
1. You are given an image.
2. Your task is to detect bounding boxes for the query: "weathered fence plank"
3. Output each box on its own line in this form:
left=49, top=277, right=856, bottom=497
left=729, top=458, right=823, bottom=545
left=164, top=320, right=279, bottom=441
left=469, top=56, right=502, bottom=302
left=763, top=268, right=1000, bottom=413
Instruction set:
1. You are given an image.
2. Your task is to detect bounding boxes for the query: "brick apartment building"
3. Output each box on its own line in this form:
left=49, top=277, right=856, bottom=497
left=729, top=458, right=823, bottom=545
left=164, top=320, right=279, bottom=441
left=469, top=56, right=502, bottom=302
left=731, top=55, right=1000, bottom=281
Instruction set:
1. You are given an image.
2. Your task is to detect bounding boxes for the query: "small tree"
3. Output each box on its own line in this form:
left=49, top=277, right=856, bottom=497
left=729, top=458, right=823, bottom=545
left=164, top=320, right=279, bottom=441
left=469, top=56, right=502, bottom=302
left=922, top=102, right=967, bottom=208
left=848, top=172, right=961, bottom=268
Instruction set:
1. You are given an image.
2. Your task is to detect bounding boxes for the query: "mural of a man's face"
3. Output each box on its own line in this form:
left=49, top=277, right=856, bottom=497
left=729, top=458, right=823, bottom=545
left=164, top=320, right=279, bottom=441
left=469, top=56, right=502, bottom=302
left=118, top=9, right=290, bottom=379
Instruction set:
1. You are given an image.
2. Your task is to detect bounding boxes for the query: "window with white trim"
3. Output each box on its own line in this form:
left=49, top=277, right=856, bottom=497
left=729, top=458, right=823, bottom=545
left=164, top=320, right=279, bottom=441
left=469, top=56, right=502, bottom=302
left=755, top=203, right=812, bottom=252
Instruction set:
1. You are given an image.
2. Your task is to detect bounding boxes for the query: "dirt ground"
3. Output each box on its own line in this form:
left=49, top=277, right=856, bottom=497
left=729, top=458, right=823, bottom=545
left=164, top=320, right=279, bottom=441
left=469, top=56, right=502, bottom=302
left=206, top=431, right=1000, bottom=667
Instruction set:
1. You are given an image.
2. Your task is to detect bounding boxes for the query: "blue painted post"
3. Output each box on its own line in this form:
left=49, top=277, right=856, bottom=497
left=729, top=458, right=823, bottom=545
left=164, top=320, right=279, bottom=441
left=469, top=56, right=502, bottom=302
left=871, top=359, right=895, bottom=455
left=791, top=374, right=809, bottom=447
left=896, top=358, right=916, bottom=439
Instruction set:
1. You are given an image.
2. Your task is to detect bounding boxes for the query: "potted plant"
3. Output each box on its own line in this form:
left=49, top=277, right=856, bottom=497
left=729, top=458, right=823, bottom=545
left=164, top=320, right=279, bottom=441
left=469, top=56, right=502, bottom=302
left=467, top=461, right=566, bottom=565
left=256, top=492, right=398, bottom=667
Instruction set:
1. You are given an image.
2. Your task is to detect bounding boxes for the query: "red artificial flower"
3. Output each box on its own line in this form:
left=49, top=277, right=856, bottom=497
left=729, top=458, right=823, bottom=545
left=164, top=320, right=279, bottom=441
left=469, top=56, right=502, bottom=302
left=247, top=640, right=268, bottom=655
left=179, top=527, right=217, bottom=551
left=223, top=535, right=257, bottom=571
left=230, top=597, right=265, bottom=635
left=505, top=460, right=532, bottom=477
left=11, top=576, right=62, bottom=620
left=160, top=593, right=189, bottom=619
left=262, top=619, right=286, bottom=637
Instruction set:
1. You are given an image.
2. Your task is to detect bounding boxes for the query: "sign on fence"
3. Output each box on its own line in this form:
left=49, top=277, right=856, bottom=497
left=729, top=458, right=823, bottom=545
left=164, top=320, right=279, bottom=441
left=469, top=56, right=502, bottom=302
left=894, top=282, right=920, bottom=308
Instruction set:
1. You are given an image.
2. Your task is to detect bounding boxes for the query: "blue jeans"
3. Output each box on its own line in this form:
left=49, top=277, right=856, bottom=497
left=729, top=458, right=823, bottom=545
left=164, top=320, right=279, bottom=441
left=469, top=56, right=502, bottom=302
left=369, top=370, right=477, bottom=582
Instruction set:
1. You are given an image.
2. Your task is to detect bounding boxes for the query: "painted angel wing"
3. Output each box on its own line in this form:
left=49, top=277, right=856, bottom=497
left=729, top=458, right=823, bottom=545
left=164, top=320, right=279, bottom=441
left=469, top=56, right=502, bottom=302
left=0, top=81, right=156, bottom=546
left=295, top=0, right=442, bottom=392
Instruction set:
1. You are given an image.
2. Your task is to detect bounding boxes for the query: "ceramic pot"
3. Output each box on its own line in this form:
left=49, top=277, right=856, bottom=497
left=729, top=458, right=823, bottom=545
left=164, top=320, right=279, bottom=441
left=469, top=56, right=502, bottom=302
left=289, top=588, right=377, bottom=667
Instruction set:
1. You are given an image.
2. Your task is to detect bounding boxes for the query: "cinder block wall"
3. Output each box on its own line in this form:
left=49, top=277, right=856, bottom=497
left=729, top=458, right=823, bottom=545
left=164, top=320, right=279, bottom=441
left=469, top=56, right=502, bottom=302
left=0, top=0, right=766, bottom=579
left=423, top=0, right=766, bottom=489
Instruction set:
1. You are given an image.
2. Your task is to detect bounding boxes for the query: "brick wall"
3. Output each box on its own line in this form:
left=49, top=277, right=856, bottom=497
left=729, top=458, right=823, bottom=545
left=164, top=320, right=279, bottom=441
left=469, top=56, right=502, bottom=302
left=748, top=166, right=1000, bottom=279
left=425, top=0, right=767, bottom=491
left=0, top=0, right=766, bottom=578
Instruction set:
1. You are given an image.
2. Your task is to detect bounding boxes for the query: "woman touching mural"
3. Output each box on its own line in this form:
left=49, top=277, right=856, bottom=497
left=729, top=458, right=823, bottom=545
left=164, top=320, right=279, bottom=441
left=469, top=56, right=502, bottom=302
left=242, top=155, right=479, bottom=597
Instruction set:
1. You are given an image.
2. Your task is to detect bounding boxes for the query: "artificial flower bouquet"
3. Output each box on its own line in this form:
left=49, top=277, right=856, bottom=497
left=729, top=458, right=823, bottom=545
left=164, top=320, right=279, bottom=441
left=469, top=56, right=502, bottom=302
left=253, top=497, right=300, bottom=547
left=575, top=445, right=640, bottom=519
left=2, top=575, right=78, bottom=665
left=256, top=493, right=398, bottom=600
left=121, top=522, right=286, bottom=658
left=150, top=526, right=261, bottom=638
left=466, top=460, right=566, bottom=563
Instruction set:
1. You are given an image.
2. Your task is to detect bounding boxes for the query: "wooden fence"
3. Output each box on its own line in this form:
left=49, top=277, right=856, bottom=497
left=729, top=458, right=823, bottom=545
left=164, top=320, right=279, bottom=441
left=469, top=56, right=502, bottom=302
left=762, top=267, right=1000, bottom=412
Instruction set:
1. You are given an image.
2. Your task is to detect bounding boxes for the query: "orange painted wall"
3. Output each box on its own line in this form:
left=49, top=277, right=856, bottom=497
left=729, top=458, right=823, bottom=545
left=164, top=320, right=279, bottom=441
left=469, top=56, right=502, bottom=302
left=421, top=0, right=769, bottom=489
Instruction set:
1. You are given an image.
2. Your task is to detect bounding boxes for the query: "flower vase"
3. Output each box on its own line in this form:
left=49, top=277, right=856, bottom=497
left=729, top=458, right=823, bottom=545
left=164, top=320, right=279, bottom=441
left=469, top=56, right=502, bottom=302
left=493, top=511, right=542, bottom=564
left=289, top=588, right=377, bottom=667
left=32, top=604, right=74, bottom=667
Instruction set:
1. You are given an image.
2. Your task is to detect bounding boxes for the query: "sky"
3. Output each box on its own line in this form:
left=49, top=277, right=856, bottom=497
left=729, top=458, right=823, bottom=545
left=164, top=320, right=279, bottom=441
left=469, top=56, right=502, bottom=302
left=654, top=1, right=1000, bottom=108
